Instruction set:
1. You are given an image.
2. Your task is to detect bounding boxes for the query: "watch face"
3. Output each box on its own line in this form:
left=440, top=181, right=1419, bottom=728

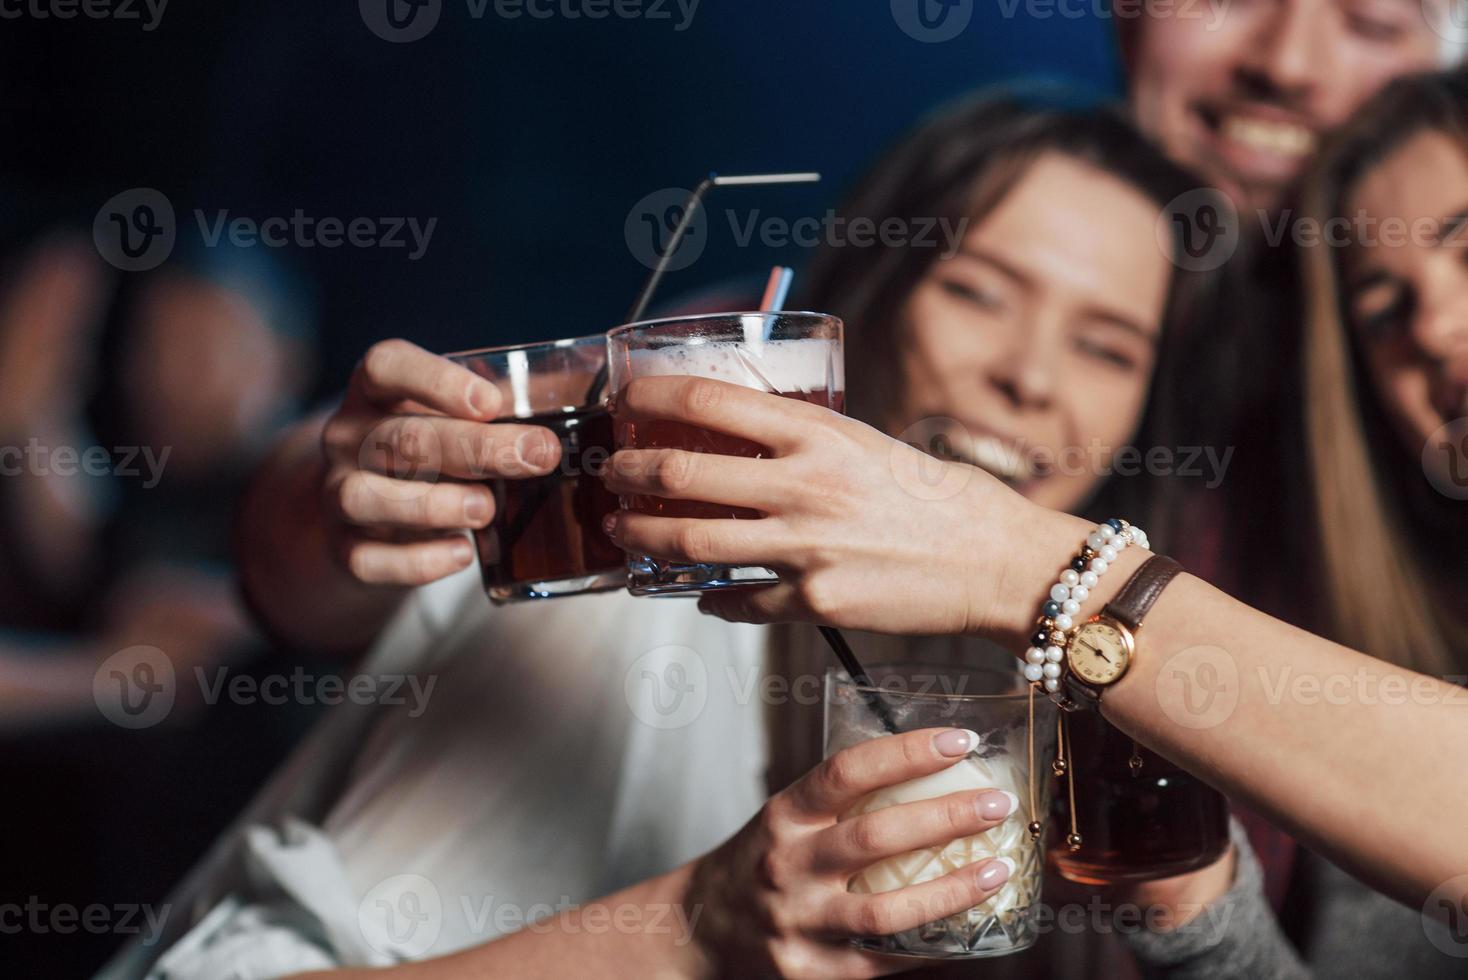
left=1068, top=620, right=1133, bottom=686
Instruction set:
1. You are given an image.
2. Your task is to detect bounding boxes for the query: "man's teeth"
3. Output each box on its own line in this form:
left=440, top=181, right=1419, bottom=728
left=968, top=437, right=1032, bottom=482
left=1221, top=115, right=1316, bottom=158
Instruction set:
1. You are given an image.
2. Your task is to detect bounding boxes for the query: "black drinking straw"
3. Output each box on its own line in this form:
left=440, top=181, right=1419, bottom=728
left=819, top=626, right=900, bottom=736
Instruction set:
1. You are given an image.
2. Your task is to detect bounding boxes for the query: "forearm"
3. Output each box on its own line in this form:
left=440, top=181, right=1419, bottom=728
left=287, top=865, right=705, bottom=979
left=236, top=415, right=407, bottom=655
left=985, top=503, right=1468, bottom=909
left=1124, top=822, right=1309, bottom=980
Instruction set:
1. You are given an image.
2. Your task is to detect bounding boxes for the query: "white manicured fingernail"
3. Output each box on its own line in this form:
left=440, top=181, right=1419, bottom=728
left=935, top=729, right=981, bottom=757
left=977, top=857, right=1013, bottom=890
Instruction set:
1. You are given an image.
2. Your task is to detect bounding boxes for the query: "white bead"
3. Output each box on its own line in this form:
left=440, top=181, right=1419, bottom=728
left=1045, top=646, right=1064, bottom=663
left=1054, top=614, right=1073, bottom=631
left=1023, top=663, right=1044, bottom=682
left=1043, top=677, right=1060, bottom=692
left=1025, top=647, right=1045, bottom=665
left=1130, top=525, right=1145, bottom=541
left=1062, top=599, right=1080, bottom=616
left=1050, top=584, right=1070, bottom=602
left=1071, top=585, right=1089, bottom=602
left=1098, top=524, right=1115, bottom=540
left=1042, top=662, right=1062, bottom=679
left=1099, top=545, right=1118, bottom=563
left=1090, top=557, right=1109, bottom=574
left=1086, top=532, right=1106, bottom=551
left=1060, top=569, right=1080, bottom=587
left=1080, top=571, right=1098, bottom=588
left=1113, top=533, right=1129, bottom=549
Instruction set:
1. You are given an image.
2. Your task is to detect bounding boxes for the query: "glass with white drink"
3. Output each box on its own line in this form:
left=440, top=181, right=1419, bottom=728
left=824, top=665, right=1056, bottom=958
left=605, top=311, right=844, bottom=595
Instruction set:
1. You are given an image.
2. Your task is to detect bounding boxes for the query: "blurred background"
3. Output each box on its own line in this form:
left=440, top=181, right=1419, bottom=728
left=0, top=2, right=1117, bottom=973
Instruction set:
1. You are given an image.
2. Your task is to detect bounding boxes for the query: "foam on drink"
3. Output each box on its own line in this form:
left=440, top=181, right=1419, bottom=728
left=625, top=336, right=844, bottom=394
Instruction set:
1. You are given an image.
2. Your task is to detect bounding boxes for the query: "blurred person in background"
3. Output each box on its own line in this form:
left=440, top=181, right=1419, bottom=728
left=0, top=219, right=317, bottom=975
left=116, top=95, right=1217, bottom=979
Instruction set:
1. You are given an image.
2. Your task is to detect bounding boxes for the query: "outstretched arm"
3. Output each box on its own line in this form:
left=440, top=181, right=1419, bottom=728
left=601, top=375, right=1468, bottom=913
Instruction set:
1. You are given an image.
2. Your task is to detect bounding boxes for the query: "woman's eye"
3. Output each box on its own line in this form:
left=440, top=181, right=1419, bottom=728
left=1345, top=13, right=1405, bottom=41
left=1073, top=337, right=1139, bottom=372
left=1351, top=285, right=1410, bottom=342
left=938, top=279, right=1003, bottom=311
left=1342, top=0, right=1411, bottom=41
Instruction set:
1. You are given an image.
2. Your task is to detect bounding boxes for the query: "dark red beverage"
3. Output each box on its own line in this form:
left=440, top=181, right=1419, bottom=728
left=1049, top=711, right=1230, bottom=883
left=617, top=390, right=845, bottom=520
left=474, top=406, right=625, bottom=602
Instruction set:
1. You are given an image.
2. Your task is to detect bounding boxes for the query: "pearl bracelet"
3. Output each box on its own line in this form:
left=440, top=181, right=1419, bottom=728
left=1021, top=517, right=1149, bottom=693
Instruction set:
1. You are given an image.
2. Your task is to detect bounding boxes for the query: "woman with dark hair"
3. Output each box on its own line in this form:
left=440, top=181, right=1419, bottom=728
left=602, top=69, right=1468, bottom=974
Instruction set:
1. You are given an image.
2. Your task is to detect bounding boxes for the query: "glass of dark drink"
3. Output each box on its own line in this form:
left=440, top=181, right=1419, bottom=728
left=449, top=336, right=625, bottom=603
left=1048, top=712, right=1230, bottom=883
left=605, top=311, right=844, bottom=595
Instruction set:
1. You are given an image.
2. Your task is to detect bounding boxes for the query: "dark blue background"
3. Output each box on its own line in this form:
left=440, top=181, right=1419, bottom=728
left=1, top=1, right=1120, bottom=390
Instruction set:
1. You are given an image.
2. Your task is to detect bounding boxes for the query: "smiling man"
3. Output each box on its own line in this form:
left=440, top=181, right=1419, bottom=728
left=1121, top=0, right=1451, bottom=214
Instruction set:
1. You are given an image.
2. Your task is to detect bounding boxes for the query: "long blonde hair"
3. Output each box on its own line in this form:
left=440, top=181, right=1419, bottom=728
left=1301, top=70, right=1468, bottom=674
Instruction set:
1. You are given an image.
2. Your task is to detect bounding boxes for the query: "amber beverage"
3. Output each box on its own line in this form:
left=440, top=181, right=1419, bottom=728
left=606, top=312, right=844, bottom=595
left=450, top=336, right=625, bottom=603
left=619, top=390, right=846, bottom=520
left=475, top=406, right=624, bottom=600
left=1049, top=711, right=1230, bottom=883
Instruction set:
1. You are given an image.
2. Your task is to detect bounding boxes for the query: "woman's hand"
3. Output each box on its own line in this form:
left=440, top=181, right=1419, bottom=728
left=603, top=375, right=1039, bottom=637
left=682, top=727, right=1018, bottom=978
left=318, top=339, right=563, bottom=585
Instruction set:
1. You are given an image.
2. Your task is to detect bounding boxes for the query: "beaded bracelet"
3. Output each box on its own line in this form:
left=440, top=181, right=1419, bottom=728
left=1020, top=517, right=1149, bottom=849
left=1020, top=517, right=1149, bottom=694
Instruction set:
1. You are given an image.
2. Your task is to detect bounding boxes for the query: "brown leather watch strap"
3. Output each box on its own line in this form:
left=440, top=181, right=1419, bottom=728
left=1102, top=554, right=1183, bottom=631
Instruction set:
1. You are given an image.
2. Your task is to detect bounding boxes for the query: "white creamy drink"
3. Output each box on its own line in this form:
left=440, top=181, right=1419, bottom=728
left=842, top=751, right=1039, bottom=924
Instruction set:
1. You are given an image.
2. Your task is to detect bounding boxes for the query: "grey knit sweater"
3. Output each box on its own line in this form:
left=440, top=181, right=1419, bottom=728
left=1121, top=820, right=1462, bottom=979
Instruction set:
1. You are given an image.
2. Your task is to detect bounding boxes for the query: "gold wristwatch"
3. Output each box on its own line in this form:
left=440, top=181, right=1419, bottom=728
left=1058, top=554, right=1182, bottom=711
